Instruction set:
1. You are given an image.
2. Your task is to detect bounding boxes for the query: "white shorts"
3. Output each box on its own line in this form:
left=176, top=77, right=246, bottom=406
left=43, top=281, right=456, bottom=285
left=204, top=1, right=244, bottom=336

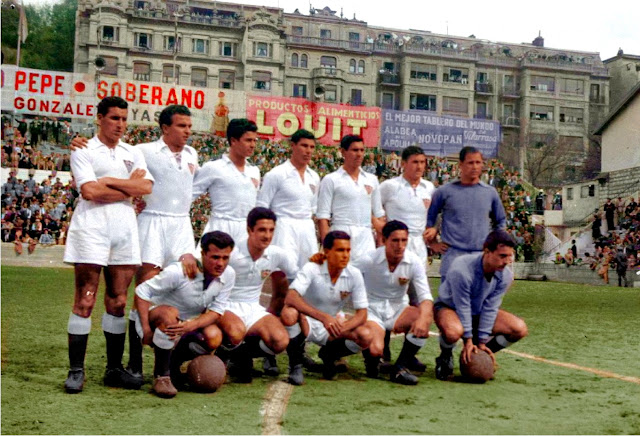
left=199, top=218, right=247, bottom=249
left=226, top=301, right=270, bottom=331
left=407, top=233, right=428, bottom=267
left=331, top=224, right=375, bottom=270
left=367, top=298, right=408, bottom=331
left=138, top=213, right=195, bottom=268
left=272, top=217, right=318, bottom=268
left=305, top=317, right=330, bottom=346
left=64, top=201, right=140, bottom=266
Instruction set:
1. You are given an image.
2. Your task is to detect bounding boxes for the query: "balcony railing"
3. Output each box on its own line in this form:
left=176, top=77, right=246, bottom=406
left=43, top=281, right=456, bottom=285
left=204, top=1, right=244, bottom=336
left=379, top=71, right=401, bottom=85
left=500, top=85, right=521, bottom=98
left=130, top=9, right=242, bottom=28
left=474, top=81, right=494, bottom=94
left=474, top=113, right=493, bottom=120
left=313, top=67, right=344, bottom=80
left=500, top=116, right=521, bottom=127
left=287, top=36, right=372, bottom=53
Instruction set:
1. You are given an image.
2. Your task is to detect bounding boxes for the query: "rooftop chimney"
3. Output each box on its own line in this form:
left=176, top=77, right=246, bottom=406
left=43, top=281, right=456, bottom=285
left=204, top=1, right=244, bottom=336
left=532, top=31, right=544, bottom=47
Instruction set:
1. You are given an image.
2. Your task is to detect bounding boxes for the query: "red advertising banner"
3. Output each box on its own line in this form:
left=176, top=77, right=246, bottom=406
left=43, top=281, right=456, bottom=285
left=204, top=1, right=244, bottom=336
left=247, top=96, right=381, bottom=147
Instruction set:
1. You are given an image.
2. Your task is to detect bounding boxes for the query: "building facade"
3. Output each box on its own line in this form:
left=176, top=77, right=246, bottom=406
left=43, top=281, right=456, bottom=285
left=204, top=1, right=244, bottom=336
left=603, top=50, right=640, bottom=107
left=75, top=0, right=610, bottom=174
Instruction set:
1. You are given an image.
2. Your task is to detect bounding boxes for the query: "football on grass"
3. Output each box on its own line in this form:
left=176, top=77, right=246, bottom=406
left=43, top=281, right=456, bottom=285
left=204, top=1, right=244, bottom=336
left=460, top=350, right=494, bottom=382
left=187, top=355, right=226, bottom=392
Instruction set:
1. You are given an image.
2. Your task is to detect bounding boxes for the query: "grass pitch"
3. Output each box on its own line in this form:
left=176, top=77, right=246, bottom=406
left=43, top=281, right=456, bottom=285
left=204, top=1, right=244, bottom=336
left=1, top=266, right=639, bottom=434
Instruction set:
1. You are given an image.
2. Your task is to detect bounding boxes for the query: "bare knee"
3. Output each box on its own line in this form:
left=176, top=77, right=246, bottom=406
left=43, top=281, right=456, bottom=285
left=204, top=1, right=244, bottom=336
left=354, top=325, right=373, bottom=349
left=150, top=305, right=180, bottom=330
left=202, top=325, right=223, bottom=350
left=441, top=324, right=463, bottom=344
left=510, top=318, right=528, bottom=341
left=269, top=328, right=289, bottom=354
left=74, top=286, right=98, bottom=318
left=105, top=293, right=128, bottom=316
left=280, top=306, right=299, bottom=326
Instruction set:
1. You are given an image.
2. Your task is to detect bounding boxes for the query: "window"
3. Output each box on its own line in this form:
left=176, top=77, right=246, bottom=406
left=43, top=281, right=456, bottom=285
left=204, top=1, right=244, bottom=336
left=324, top=84, right=337, bottom=102
left=292, top=26, right=303, bottom=36
left=443, top=67, right=469, bottom=84
left=293, top=84, right=307, bottom=98
left=476, top=101, right=488, bottom=119
left=320, top=56, right=337, bottom=69
left=291, top=53, right=299, bottom=67
left=530, top=75, right=555, bottom=92
left=163, top=35, right=181, bottom=52
left=219, top=70, right=235, bottom=89
left=350, top=89, right=363, bottom=106
left=410, top=63, right=437, bottom=81
left=102, top=26, right=118, bottom=42
left=101, top=56, right=118, bottom=76
left=381, top=93, right=394, bottom=109
left=476, top=71, right=489, bottom=83
left=162, top=65, right=179, bottom=84
left=220, top=42, right=235, bottom=57
left=349, top=32, right=360, bottom=48
left=191, top=68, right=207, bottom=87
left=409, top=93, right=436, bottom=111
left=590, top=84, right=601, bottom=102
left=559, top=108, right=584, bottom=124
left=300, top=54, right=308, bottom=68
left=135, top=32, right=152, bottom=49
left=530, top=104, right=554, bottom=121
left=589, top=185, right=595, bottom=197
left=443, top=96, right=468, bottom=114
left=320, top=29, right=331, bottom=39
left=383, top=62, right=395, bottom=73
left=566, top=188, right=573, bottom=201
left=349, top=59, right=356, bottom=73
left=134, top=0, right=147, bottom=9
left=254, top=42, right=270, bottom=57
left=252, top=71, right=271, bottom=91
left=559, top=78, right=584, bottom=95
left=192, top=38, right=209, bottom=54
left=581, top=184, right=595, bottom=198
left=358, top=60, right=365, bottom=74
left=133, top=62, right=151, bottom=81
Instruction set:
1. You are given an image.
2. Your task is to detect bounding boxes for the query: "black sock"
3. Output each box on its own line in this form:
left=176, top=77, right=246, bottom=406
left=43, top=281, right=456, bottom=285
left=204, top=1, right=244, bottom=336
left=485, top=335, right=510, bottom=353
left=383, top=331, right=391, bottom=362
left=154, top=347, right=172, bottom=377
left=127, top=320, right=143, bottom=374
left=286, top=333, right=306, bottom=368
left=68, top=334, right=89, bottom=370
left=395, top=338, right=421, bottom=369
left=320, top=338, right=354, bottom=362
left=104, top=332, right=125, bottom=370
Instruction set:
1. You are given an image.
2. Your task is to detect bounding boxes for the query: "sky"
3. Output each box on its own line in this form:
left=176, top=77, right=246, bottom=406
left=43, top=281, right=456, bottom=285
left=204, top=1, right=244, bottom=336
left=22, top=0, right=640, bottom=60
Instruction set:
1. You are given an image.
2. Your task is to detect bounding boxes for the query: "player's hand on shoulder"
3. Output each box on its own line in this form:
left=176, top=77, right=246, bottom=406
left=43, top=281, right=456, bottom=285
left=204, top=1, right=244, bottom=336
left=179, top=253, right=199, bottom=279
left=70, top=136, right=89, bottom=151
left=308, top=252, right=326, bottom=265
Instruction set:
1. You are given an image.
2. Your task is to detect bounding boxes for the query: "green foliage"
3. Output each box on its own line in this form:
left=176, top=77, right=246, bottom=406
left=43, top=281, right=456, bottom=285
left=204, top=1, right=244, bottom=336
left=2, top=268, right=640, bottom=434
left=1, top=0, right=76, bottom=71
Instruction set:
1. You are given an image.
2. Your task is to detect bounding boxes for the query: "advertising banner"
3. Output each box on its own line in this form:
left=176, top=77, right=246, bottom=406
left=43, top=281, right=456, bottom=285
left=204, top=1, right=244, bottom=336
left=1, top=65, right=246, bottom=134
left=246, top=95, right=381, bottom=147
left=380, top=109, right=500, bottom=157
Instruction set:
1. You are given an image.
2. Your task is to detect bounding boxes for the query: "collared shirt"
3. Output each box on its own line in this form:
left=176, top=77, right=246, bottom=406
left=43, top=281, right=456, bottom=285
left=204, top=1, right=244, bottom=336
left=135, top=262, right=235, bottom=319
left=290, top=261, right=368, bottom=316
left=316, top=166, right=385, bottom=227
left=137, top=138, right=199, bottom=217
left=228, top=239, right=298, bottom=303
left=436, top=252, right=513, bottom=343
left=256, top=160, right=320, bottom=219
left=359, top=246, right=432, bottom=303
left=192, top=154, right=261, bottom=221
left=379, top=176, right=435, bottom=236
left=427, top=180, right=506, bottom=251
left=71, top=136, right=154, bottom=198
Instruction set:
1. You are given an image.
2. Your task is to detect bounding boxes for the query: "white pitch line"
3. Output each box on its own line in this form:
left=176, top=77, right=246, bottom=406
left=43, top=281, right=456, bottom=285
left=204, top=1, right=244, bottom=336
left=261, top=381, right=294, bottom=435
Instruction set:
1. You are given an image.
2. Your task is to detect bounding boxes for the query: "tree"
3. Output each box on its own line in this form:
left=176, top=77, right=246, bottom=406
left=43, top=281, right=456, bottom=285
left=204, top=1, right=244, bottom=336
left=524, top=130, right=579, bottom=187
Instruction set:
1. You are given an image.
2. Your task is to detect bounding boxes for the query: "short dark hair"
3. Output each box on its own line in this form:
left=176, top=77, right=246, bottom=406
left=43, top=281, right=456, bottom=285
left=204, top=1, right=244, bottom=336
left=291, top=129, right=315, bottom=144
left=459, top=146, right=481, bottom=162
left=97, top=96, right=128, bottom=116
left=323, top=230, right=351, bottom=250
left=483, top=229, right=516, bottom=252
left=158, top=105, right=191, bottom=129
left=382, top=220, right=409, bottom=239
left=200, top=231, right=235, bottom=252
left=247, top=207, right=277, bottom=229
left=340, top=134, right=364, bottom=151
left=227, top=118, right=258, bottom=144
left=401, top=146, right=425, bottom=161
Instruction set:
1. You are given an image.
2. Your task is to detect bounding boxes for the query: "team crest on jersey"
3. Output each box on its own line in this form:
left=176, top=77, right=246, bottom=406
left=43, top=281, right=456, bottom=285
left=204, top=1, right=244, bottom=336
left=251, top=178, right=260, bottom=189
left=123, top=160, right=134, bottom=173
left=188, top=163, right=196, bottom=175
left=309, top=184, right=316, bottom=194
left=261, top=269, right=272, bottom=280
left=398, top=277, right=409, bottom=286
left=339, top=290, right=350, bottom=300
left=364, top=185, right=373, bottom=195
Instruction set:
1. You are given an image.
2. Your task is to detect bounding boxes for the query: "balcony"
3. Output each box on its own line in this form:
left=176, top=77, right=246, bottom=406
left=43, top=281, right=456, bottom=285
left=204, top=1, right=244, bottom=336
left=287, top=36, right=372, bottom=53
left=379, top=71, right=401, bottom=86
left=313, top=67, right=344, bottom=80
left=474, top=81, right=494, bottom=94
left=130, top=9, right=242, bottom=28
left=500, top=116, right=520, bottom=128
left=500, top=85, right=521, bottom=98
left=474, top=113, right=493, bottom=120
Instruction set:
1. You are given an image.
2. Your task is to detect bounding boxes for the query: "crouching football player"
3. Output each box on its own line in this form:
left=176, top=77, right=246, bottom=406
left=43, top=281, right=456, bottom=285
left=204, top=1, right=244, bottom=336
left=434, top=229, right=528, bottom=380
left=135, top=231, right=235, bottom=398
left=282, top=231, right=372, bottom=385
